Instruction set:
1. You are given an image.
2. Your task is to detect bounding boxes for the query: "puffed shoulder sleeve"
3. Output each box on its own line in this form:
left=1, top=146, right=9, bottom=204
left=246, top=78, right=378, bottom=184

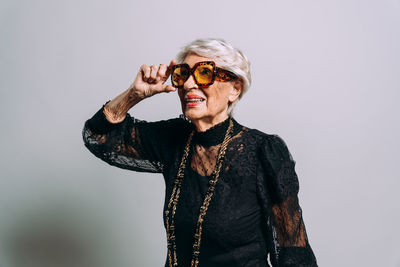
left=82, top=101, right=188, bottom=173
left=257, top=134, right=318, bottom=267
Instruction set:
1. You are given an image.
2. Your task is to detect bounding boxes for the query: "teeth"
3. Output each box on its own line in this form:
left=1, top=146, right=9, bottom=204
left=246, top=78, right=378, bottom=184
left=186, top=99, right=204, bottom=103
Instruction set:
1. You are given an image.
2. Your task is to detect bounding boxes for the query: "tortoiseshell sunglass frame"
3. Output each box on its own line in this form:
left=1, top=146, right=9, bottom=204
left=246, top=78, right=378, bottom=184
left=171, top=61, right=238, bottom=89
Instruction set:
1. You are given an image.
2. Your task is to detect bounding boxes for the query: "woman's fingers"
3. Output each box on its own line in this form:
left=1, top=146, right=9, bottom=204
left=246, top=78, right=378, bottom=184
left=159, top=60, right=177, bottom=92
left=149, top=65, right=158, bottom=83
left=135, top=61, right=178, bottom=96
left=160, top=60, right=177, bottom=92
left=158, top=64, right=168, bottom=81
left=141, top=60, right=177, bottom=83
left=144, top=64, right=165, bottom=83
left=141, top=64, right=151, bottom=82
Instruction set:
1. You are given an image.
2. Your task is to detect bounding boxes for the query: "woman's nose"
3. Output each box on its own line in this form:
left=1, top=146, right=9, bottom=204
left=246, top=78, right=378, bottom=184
left=183, top=74, right=198, bottom=90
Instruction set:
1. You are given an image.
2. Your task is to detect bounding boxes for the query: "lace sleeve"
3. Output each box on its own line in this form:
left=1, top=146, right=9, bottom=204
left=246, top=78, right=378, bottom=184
left=82, top=101, right=186, bottom=173
left=257, top=134, right=318, bottom=267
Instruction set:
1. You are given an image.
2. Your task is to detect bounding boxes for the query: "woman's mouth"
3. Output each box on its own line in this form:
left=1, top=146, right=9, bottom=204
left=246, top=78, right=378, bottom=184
left=185, top=94, right=205, bottom=107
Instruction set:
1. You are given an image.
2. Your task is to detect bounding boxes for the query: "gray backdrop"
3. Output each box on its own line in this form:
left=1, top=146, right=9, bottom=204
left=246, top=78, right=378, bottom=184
left=1, top=0, right=399, bottom=266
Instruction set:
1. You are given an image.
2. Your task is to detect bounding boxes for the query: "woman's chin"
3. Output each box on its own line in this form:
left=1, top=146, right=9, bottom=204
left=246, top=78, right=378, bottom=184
left=183, top=109, right=204, bottom=121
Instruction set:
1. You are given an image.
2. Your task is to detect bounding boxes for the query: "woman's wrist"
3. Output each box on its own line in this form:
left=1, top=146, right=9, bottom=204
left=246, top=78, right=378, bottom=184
left=103, top=103, right=127, bottom=123
left=103, top=88, right=144, bottom=123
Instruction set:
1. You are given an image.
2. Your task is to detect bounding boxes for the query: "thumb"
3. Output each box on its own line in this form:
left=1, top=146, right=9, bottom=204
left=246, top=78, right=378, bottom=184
left=163, top=84, right=176, bottom=92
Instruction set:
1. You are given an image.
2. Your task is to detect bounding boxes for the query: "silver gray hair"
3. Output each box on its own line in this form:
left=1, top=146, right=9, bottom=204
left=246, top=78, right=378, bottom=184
left=176, top=38, right=251, bottom=115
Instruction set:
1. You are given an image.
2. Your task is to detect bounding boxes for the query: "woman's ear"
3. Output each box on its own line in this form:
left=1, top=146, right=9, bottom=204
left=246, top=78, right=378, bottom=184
left=228, top=79, right=243, bottom=103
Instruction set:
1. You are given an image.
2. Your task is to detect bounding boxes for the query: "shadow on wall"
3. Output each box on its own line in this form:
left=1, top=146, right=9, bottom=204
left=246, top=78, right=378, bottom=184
left=1, top=198, right=116, bottom=267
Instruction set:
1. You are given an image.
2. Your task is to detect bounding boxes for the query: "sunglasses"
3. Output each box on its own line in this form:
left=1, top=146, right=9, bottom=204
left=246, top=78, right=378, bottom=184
left=171, top=61, right=238, bottom=88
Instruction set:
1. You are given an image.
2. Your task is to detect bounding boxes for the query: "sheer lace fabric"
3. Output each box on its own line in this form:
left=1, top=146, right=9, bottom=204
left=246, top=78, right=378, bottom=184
left=191, top=143, right=219, bottom=177
left=82, top=102, right=318, bottom=267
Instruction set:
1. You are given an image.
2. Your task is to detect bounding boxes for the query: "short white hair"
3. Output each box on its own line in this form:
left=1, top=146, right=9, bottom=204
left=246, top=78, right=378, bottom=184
left=176, top=38, right=251, bottom=115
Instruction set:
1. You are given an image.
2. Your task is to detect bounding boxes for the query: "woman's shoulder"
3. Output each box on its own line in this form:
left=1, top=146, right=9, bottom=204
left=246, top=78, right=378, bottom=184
left=240, top=123, right=287, bottom=146
left=238, top=123, right=293, bottom=160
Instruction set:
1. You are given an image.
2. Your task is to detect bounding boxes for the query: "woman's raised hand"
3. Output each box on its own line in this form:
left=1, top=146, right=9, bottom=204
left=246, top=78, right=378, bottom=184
left=130, top=60, right=177, bottom=99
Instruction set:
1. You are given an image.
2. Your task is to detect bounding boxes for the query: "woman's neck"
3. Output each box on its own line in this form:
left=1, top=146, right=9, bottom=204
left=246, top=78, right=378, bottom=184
left=191, top=116, right=234, bottom=147
left=191, top=113, right=229, bottom=132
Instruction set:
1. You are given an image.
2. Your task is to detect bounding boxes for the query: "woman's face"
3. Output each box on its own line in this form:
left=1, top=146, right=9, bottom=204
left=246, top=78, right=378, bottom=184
left=178, top=53, right=241, bottom=130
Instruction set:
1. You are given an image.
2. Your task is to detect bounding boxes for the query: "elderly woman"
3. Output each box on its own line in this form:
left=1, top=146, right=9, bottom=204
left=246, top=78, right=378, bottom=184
left=82, top=38, right=318, bottom=267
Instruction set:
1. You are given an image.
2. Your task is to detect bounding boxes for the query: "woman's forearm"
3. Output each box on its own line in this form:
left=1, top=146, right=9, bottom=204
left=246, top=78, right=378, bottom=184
left=103, top=61, right=175, bottom=124
left=103, top=87, right=144, bottom=123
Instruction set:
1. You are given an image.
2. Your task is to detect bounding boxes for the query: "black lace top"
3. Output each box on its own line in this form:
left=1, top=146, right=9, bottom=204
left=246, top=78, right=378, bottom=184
left=82, top=102, right=318, bottom=267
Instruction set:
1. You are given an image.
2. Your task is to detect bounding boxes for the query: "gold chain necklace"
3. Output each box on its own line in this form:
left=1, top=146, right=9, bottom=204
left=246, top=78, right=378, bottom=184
left=164, top=119, right=234, bottom=267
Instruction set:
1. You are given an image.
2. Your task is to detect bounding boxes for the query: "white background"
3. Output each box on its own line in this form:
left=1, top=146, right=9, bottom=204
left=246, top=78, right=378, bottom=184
left=1, top=0, right=399, bottom=266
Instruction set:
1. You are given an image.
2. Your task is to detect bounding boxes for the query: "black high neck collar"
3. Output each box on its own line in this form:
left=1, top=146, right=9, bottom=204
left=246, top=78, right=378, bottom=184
left=191, top=117, right=241, bottom=147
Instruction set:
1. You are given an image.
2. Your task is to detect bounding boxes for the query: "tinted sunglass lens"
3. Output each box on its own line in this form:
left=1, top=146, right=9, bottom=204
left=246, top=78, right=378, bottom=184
left=194, top=64, right=214, bottom=85
left=172, top=66, right=189, bottom=87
